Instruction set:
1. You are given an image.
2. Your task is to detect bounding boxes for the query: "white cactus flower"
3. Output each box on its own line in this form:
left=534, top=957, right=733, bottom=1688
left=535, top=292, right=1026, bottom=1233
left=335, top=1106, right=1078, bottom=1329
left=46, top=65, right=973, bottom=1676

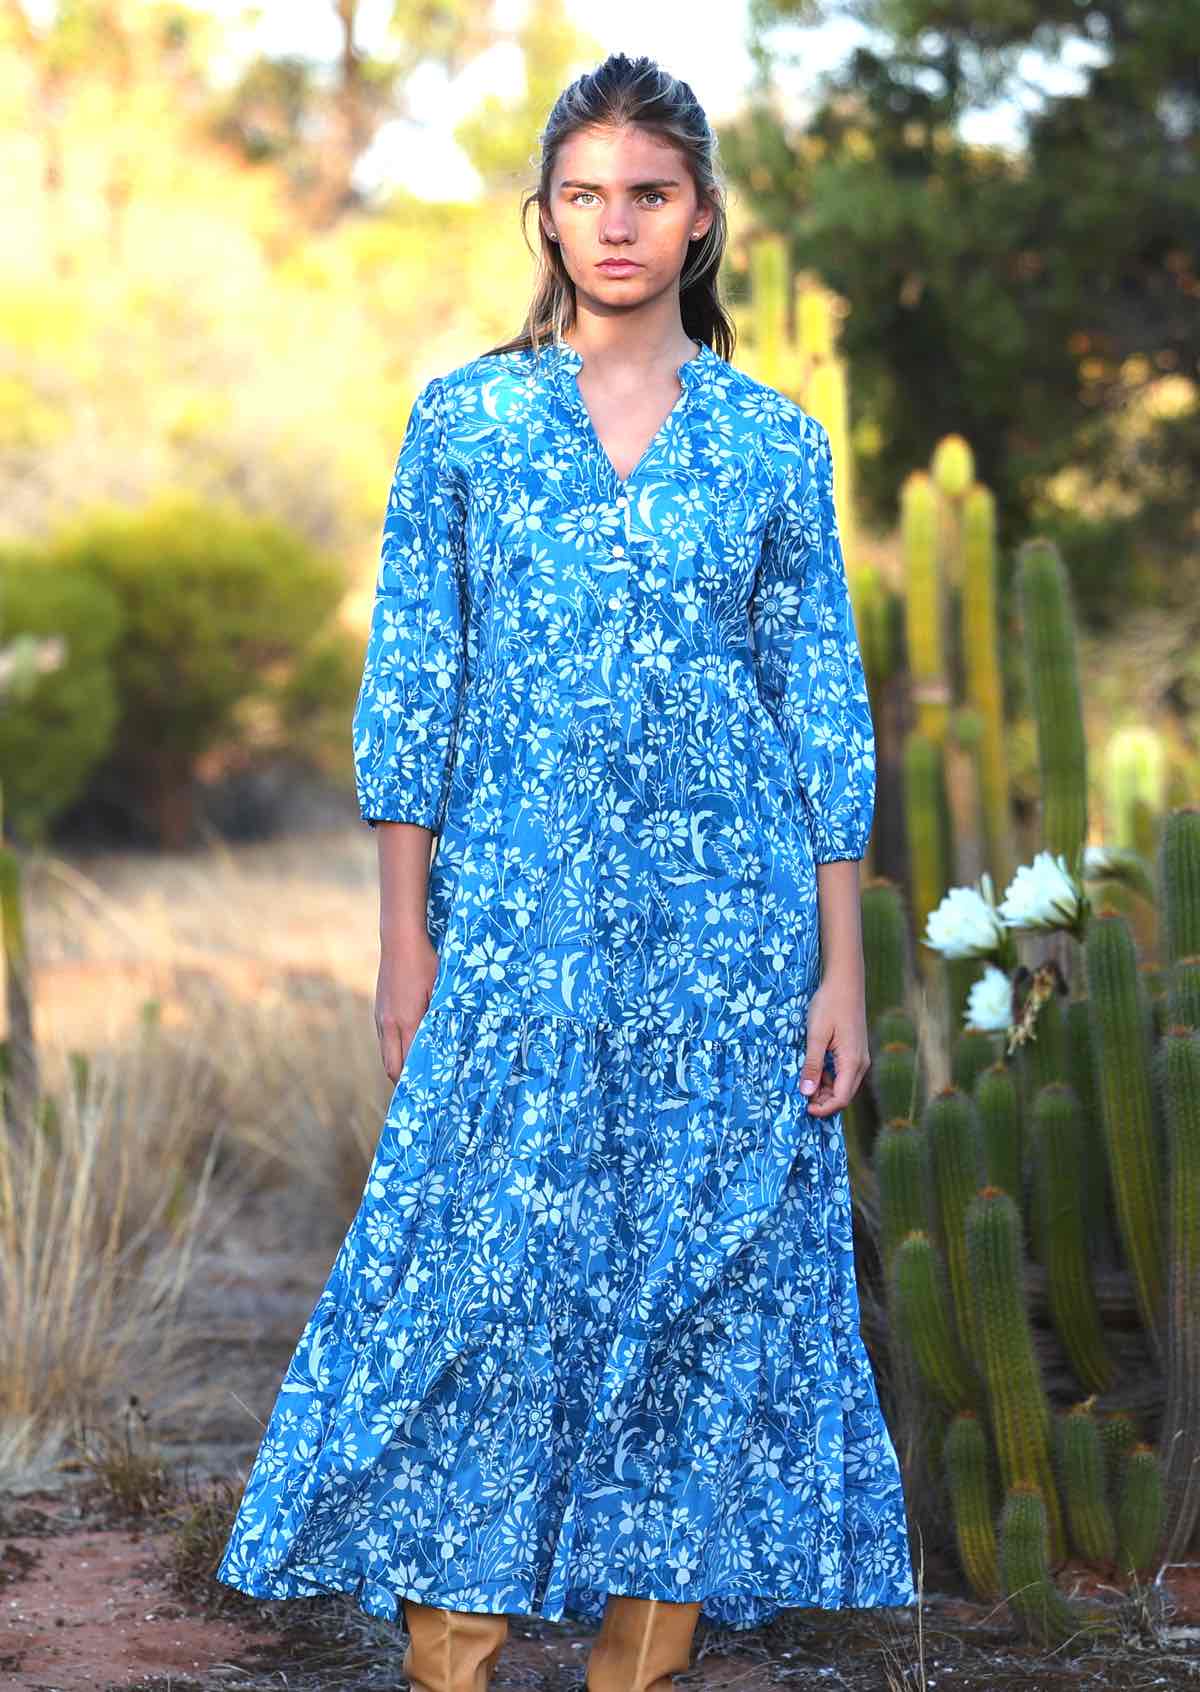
left=923, top=872, right=1006, bottom=959
left=965, top=964, right=1014, bottom=1032
left=998, top=849, right=1082, bottom=931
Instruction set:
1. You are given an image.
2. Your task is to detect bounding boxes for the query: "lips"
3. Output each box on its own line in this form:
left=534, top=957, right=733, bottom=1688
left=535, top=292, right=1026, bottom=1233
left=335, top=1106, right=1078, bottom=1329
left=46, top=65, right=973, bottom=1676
left=597, top=260, right=640, bottom=272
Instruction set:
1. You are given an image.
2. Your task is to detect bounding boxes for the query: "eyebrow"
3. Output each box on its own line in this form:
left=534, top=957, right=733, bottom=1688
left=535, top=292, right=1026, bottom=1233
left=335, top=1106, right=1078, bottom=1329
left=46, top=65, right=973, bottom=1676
left=558, top=178, right=682, bottom=191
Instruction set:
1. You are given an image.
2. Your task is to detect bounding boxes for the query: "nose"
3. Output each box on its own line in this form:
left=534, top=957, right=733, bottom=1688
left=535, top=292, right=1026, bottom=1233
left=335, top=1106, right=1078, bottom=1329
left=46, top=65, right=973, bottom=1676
left=600, top=213, right=635, bottom=244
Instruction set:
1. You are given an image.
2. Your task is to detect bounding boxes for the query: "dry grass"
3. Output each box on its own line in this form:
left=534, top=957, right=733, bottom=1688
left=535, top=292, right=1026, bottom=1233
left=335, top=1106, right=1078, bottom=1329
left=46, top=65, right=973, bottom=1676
left=1, top=823, right=397, bottom=1486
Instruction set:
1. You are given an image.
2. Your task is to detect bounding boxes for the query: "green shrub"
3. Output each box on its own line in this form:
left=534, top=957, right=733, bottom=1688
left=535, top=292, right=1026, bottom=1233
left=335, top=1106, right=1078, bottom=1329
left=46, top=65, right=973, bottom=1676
left=0, top=546, right=123, bottom=840
left=46, top=492, right=344, bottom=844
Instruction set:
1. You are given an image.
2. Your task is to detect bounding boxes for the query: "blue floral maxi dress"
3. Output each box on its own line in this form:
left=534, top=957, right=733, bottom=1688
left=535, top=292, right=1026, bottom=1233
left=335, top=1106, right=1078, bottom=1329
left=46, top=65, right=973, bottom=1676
left=216, top=338, right=916, bottom=1630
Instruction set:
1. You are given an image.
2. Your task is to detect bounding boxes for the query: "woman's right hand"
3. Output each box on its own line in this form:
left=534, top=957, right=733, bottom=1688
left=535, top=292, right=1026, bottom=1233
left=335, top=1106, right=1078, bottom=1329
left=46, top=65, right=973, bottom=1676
left=374, top=929, right=440, bottom=1083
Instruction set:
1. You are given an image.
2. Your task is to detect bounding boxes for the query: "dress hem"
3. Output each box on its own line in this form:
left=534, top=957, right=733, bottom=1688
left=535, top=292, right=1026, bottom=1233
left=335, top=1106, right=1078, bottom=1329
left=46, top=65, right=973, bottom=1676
left=215, top=1556, right=917, bottom=1632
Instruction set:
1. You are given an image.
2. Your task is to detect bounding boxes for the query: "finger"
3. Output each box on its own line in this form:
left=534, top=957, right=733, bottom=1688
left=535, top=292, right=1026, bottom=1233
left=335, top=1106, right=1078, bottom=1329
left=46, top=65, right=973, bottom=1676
left=380, top=1020, right=408, bottom=1083
left=799, top=1028, right=830, bottom=1099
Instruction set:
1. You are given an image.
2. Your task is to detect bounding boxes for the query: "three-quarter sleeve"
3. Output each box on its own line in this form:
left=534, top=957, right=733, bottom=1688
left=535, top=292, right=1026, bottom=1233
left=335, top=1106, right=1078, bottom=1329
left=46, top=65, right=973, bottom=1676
left=750, top=415, right=876, bottom=864
left=352, top=374, right=469, bottom=833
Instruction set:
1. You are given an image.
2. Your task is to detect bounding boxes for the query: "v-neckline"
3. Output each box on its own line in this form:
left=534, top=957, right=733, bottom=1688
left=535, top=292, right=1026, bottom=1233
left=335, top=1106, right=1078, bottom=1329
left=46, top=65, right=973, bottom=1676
left=549, top=338, right=708, bottom=494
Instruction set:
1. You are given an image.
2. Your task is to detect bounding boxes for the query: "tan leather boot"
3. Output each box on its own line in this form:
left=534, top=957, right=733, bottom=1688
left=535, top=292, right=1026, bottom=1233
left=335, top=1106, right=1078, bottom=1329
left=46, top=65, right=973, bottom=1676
left=585, top=1593, right=704, bottom=1691
left=400, top=1598, right=509, bottom=1692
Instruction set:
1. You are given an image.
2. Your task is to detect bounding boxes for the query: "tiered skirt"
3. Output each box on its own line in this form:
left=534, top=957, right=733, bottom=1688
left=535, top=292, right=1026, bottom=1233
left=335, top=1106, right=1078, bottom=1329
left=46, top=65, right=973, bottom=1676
left=216, top=998, right=916, bottom=1628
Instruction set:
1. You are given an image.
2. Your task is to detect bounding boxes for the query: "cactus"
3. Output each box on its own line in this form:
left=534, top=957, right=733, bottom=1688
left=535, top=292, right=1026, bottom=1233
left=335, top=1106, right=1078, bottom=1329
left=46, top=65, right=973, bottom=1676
left=1030, top=1084, right=1113, bottom=1392
left=951, top=1027, right=997, bottom=1099
left=862, top=882, right=909, bottom=1039
left=1015, top=537, right=1088, bottom=881
left=1161, top=808, right=1200, bottom=968
left=902, top=474, right=945, bottom=741
left=1084, top=911, right=1166, bottom=1353
left=1158, top=1026, right=1200, bottom=1559
left=1100, top=1411, right=1138, bottom=1493
left=966, top=1187, right=1065, bottom=1562
left=999, top=1486, right=1086, bottom=1645
left=1168, top=955, right=1200, bottom=1034
left=870, top=1041, right=920, bottom=1129
left=924, top=1088, right=984, bottom=1360
left=1054, top=1404, right=1116, bottom=1566
left=891, top=1229, right=976, bottom=1411
left=875, top=1119, right=927, bottom=1274
left=905, top=730, right=952, bottom=973
left=944, top=1409, right=1000, bottom=1598
left=1104, top=726, right=1168, bottom=859
left=973, top=1061, right=1022, bottom=1208
left=1116, top=1445, right=1164, bottom=1578
left=1063, top=996, right=1112, bottom=1260
left=876, top=1005, right=918, bottom=1049
left=961, top=481, right=1012, bottom=885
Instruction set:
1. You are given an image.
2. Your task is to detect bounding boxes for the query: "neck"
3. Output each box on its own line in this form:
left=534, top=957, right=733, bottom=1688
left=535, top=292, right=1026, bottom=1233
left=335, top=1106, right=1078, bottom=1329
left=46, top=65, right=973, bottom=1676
left=565, top=292, right=697, bottom=382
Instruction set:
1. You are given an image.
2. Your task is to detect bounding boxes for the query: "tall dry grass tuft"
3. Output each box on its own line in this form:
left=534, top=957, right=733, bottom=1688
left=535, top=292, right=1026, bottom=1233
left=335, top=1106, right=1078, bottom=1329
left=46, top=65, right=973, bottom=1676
left=0, top=1013, right=227, bottom=1485
left=3, top=828, right=396, bottom=1485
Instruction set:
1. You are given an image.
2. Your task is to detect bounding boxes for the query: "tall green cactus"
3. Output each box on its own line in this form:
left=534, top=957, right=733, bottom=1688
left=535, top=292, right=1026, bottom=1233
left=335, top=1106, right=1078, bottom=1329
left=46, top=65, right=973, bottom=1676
left=999, top=1487, right=1084, bottom=1645
left=966, top=1188, right=1065, bottom=1562
left=944, top=1409, right=1000, bottom=1598
left=973, top=1061, right=1022, bottom=1207
left=961, top=481, right=1012, bottom=884
left=861, top=881, right=909, bottom=1040
left=1161, top=807, right=1200, bottom=968
left=1015, top=537, right=1088, bottom=880
left=891, top=1228, right=976, bottom=1411
left=1117, top=1445, right=1164, bottom=1578
left=924, top=1088, right=984, bottom=1361
left=1030, top=1084, right=1113, bottom=1392
left=875, top=1119, right=927, bottom=1274
left=1055, top=1403, right=1116, bottom=1566
left=1084, top=910, right=1166, bottom=1354
left=870, top=1043, right=920, bottom=1130
left=905, top=730, right=952, bottom=976
left=1158, top=1026, right=1200, bottom=1558
left=1063, top=995, right=1113, bottom=1261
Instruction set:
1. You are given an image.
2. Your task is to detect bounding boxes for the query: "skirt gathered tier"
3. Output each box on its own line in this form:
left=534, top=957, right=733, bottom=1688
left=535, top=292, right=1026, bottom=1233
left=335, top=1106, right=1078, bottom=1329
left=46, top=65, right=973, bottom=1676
left=215, top=997, right=916, bottom=1630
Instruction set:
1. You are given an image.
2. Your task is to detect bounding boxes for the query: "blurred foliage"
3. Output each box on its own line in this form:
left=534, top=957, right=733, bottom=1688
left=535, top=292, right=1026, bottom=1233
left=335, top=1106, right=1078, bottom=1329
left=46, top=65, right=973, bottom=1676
left=0, top=548, right=123, bottom=841
left=0, top=0, right=1195, bottom=844
left=732, top=0, right=1200, bottom=632
left=42, top=494, right=344, bottom=845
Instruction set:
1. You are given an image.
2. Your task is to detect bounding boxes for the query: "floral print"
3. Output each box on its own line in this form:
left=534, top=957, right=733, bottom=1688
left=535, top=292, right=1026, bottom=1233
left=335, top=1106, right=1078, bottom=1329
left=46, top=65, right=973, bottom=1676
left=216, top=337, right=915, bottom=1630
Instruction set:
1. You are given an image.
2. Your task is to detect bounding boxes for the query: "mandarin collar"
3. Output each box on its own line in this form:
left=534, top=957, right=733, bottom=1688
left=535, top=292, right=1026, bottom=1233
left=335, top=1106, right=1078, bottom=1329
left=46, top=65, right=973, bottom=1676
left=539, top=336, right=718, bottom=395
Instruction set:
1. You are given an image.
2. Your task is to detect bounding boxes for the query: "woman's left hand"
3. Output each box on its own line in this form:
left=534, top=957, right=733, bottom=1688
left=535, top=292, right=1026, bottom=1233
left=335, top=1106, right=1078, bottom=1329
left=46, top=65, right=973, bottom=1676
left=798, top=976, right=871, bottom=1116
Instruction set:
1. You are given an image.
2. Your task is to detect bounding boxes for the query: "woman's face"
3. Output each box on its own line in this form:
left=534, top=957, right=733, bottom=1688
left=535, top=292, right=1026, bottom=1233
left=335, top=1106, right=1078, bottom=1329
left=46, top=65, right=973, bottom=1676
left=541, top=124, right=713, bottom=317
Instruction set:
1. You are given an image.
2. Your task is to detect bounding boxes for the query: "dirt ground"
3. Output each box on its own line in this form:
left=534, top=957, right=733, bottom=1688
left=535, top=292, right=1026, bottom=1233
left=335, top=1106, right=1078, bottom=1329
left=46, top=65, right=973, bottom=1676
left=3, top=1476, right=1200, bottom=1692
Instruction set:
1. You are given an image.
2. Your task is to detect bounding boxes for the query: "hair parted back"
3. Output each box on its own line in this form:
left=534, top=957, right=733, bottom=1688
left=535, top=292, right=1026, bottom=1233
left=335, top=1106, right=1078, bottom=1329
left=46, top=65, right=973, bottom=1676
left=483, top=52, right=736, bottom=364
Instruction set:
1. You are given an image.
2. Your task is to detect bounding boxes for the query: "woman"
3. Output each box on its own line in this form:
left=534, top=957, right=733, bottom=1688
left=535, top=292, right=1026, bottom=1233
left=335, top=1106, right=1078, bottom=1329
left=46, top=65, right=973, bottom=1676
left=217, top=50, right=915, bottom=1692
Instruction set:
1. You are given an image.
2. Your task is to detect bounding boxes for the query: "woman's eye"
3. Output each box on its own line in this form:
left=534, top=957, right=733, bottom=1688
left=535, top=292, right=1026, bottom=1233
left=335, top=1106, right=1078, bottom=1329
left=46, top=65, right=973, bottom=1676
left=567, top=191, right=667, bottom=207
